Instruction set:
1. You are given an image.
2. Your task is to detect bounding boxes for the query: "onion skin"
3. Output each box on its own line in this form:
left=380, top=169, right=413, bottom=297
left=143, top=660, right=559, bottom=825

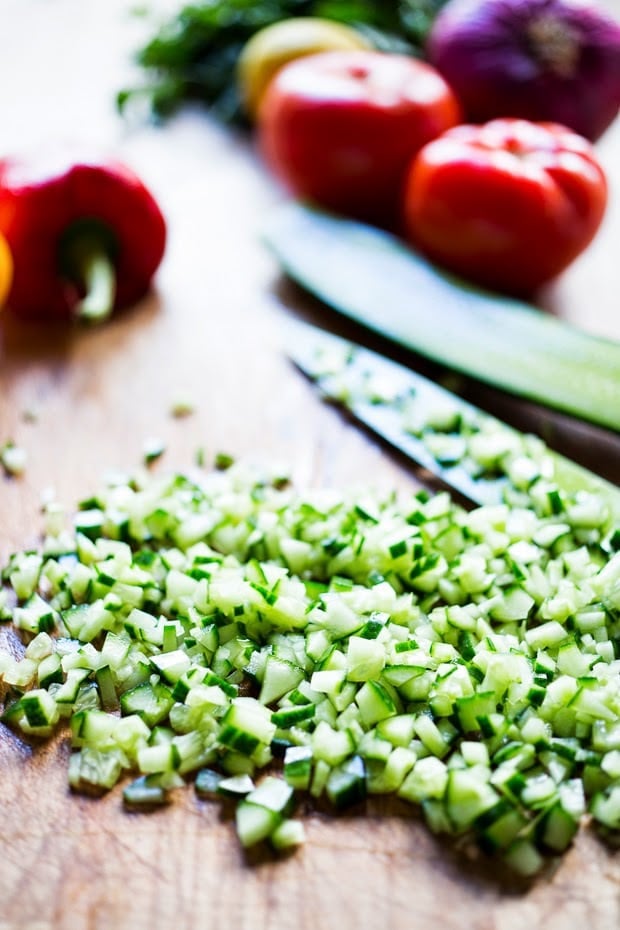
left=427, top=0, right=620, bottom=141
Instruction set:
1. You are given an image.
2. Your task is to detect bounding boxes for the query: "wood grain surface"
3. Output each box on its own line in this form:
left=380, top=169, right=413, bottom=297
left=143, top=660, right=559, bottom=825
left=1, top=2, right=619, bottom=928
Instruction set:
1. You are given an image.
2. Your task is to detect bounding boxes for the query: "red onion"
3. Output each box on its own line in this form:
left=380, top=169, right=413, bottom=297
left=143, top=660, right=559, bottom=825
left=427, top=0, right=620, bottom=141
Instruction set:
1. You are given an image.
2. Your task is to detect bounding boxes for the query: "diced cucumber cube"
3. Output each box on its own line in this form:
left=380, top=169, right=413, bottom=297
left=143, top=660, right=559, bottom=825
left=235, top=801, right=281, bottom=848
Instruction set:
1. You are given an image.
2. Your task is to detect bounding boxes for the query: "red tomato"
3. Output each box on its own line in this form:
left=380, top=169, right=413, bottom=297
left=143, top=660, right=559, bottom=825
left=258, top=50, right=461, bottom=226
left=403, top=118, right=608, bottom=294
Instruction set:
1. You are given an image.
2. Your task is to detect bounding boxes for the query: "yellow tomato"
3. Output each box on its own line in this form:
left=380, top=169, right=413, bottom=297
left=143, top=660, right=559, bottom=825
left=0, top=233, right=13, bottom=309
left=237, top=17, right=370, bottom=120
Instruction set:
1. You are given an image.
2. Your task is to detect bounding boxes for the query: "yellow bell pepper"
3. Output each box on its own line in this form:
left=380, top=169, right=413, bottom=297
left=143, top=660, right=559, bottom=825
left=237, top=18, right=369, bottom=120
left=0, top=232, right=13, bottom=308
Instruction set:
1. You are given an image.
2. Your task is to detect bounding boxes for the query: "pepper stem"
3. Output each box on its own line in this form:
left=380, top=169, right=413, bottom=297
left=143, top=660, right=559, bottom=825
left=73, top=249, right=117, bottom=323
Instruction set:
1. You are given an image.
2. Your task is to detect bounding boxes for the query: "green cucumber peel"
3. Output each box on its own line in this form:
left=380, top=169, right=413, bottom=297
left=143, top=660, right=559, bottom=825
left=263, top=203, right=620, bottom=432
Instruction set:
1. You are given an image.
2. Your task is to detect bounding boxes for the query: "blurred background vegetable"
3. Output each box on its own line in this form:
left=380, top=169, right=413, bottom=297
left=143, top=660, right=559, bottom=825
left=258, top=50, right=461, bottom=225
left=427, top=0, right=620, bottom=142
left=118, top=0, right=450, bottom=122
left=237, top=17, right=370, bottom=119
left=117, top=0, right=620, bottom=297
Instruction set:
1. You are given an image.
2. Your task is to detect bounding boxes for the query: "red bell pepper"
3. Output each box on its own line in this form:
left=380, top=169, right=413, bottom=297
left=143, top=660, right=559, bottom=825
left=0, top=149, right=167, bottom=322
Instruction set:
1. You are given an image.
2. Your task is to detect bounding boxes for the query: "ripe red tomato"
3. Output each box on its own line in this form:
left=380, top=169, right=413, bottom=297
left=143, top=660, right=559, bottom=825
left=258, top=50, right=461, bottom=226
left=403, top=118, right=608, bottom=294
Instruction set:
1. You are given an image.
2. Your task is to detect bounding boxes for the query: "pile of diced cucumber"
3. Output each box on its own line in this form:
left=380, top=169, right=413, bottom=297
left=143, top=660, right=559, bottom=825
left=1, top=457, right=619, bottom=875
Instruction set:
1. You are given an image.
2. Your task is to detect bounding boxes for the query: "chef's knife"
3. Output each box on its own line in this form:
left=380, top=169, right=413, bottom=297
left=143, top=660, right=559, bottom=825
left=290, top=324, right=620, bottom=520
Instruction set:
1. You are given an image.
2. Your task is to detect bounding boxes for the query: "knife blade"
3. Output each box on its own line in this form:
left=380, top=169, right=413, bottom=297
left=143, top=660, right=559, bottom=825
left=290, top=324, right=620, bottom=520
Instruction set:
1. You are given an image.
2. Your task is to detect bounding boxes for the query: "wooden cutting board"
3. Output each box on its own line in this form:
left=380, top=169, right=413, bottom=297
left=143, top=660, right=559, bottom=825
left=1, top=3, right=619, bottom=928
